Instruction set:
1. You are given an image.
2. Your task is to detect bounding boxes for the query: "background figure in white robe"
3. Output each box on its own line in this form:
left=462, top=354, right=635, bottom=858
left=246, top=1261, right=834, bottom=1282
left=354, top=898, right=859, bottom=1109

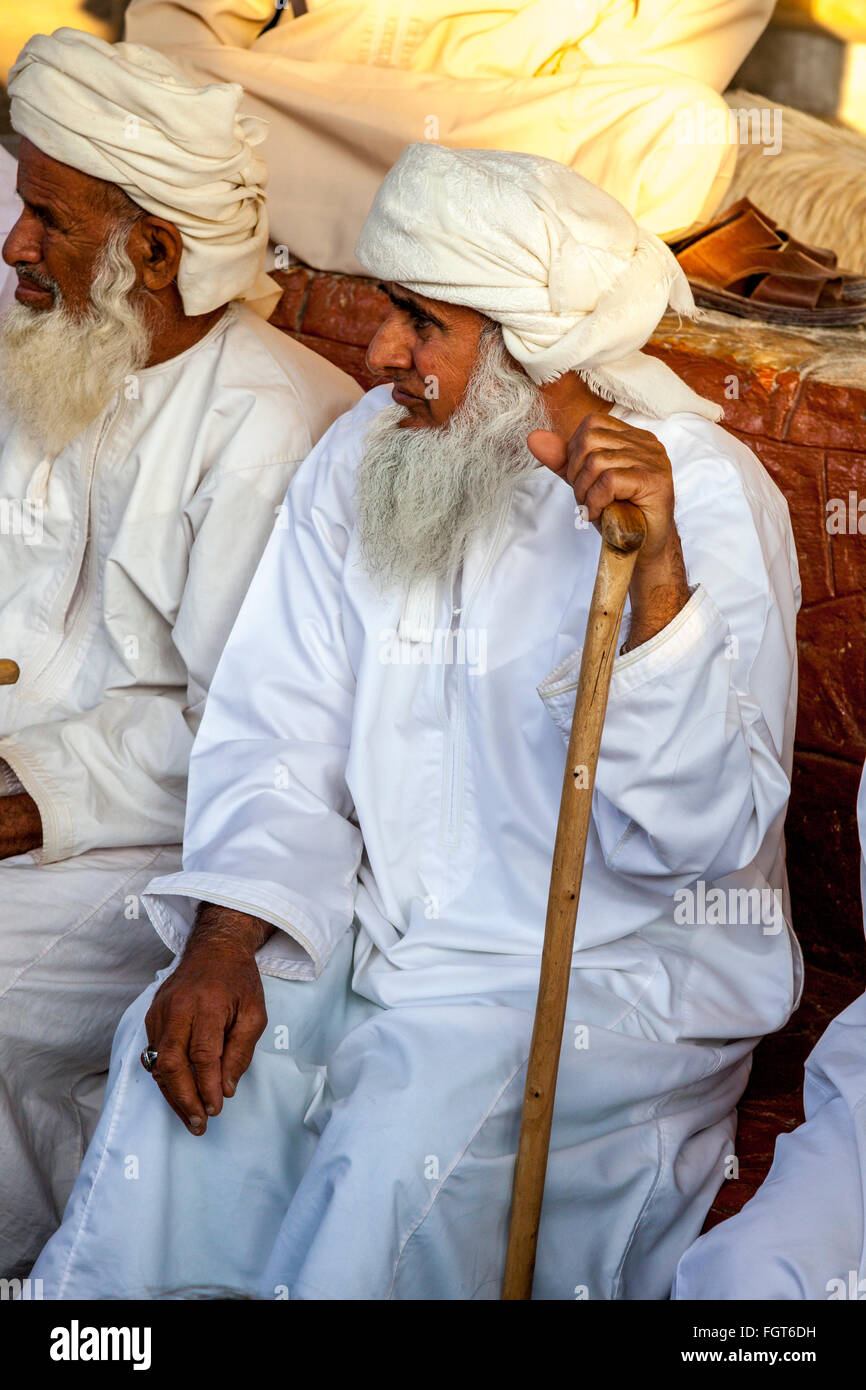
left=0, top=29, right=360, bottom=1278
left=0, top=146, right=21, bottom=318
left=34, top=145, right=800, bottom=1301
left=674, top=763, right=866, bottom=1301
left=123, top=0, right=775, bottom=272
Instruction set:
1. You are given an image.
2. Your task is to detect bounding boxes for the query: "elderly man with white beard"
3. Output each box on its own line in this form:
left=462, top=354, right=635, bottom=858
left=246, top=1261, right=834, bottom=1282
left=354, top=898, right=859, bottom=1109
left=0, top=28, right=360, bottom=1279
left=34, top=145, right=800, bottom=1301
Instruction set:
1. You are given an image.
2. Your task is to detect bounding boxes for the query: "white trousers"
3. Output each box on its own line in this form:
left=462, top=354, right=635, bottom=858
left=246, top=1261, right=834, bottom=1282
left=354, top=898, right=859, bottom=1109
left=674, top=990, right=866, bottom=1301
left=125, top=0, right=775, bottom=270
left=0, top=845, right=177, bottom=1278
left=34, top=930, right=758, bottom=1300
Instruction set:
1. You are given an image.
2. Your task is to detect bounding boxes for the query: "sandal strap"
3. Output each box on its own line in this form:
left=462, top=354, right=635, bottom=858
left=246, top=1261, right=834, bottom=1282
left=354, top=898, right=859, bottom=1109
left=675, top=205, right=847, bottom=308
left=669, top=197, right=759, bottom=254
left=749, top=273, right=843, bottom=310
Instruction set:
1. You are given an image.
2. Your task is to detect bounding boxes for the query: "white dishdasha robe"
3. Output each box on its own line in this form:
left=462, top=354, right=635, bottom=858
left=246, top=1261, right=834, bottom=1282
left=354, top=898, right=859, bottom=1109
left=0, top=305, right=360, bottom=1277
left=0, top=146, right=20, bottom=319
left=123, top=0, right=774, bottom=272
left=674, top=763, right=866, bottom=1302
left=33, top=385, right=801, bottom=1300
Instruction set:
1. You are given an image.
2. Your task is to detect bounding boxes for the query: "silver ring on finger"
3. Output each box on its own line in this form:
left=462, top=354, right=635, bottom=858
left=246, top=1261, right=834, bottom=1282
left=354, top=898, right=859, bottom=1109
left=140, top=1046, right=158, bottom=1074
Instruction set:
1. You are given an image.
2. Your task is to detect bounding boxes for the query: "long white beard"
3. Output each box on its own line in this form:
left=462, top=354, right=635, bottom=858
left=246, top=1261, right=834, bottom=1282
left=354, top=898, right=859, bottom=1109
left=0, top=224, right=151, bottom=458
left=356, top=330, right=551, bottom=591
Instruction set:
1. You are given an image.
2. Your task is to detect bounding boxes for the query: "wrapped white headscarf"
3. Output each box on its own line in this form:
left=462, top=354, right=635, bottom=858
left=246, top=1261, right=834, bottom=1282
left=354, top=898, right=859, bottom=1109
left=8, top=28, right=278, bottom=317
left=356, top=144, right=722, bottom=422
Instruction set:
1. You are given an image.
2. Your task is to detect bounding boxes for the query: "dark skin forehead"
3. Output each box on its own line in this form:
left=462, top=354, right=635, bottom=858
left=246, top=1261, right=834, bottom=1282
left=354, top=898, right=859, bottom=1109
left=15, top=138, right=136, bottom=236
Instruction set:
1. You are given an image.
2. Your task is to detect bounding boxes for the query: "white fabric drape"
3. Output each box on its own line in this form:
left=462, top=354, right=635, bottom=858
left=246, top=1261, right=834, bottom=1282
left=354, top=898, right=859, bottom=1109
left=123, top=0, right=775, bottom=272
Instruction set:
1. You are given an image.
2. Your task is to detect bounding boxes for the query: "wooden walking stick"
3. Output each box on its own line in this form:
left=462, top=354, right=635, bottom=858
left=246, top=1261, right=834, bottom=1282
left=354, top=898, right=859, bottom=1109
left=502, top=498, right=646, bottom=1301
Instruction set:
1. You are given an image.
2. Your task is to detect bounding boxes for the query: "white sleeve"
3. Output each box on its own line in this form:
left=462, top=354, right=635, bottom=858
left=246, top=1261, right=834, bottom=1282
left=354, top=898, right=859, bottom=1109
left=0, top=460, right=297, bottom=863
left=142, top=411, right=364, bottom=982
left=124, top=0, right=275, bottom=50
left=538, top=465, right=798, bottom=889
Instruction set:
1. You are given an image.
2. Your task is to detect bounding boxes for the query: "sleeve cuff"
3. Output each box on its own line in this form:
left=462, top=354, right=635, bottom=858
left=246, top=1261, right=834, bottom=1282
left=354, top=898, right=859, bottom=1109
left=538, top=584, right=724, bottom=726
left=141, top=871, right=334, bottom=982
left=0, top=738, right=72, bottom=862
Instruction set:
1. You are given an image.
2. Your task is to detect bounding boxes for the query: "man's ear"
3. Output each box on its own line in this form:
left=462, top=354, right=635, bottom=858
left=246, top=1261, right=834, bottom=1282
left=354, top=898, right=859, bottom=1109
left=128, top=216, right=183, bottom=292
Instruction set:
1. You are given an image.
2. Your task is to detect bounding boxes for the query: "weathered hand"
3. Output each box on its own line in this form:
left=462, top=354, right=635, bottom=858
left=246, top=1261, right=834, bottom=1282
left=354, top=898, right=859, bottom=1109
left=0, top=792, right=43, bottom=859
left=528, top=412, right=678, bottom=566
left=143, top=907, right=271, bottom=1135
left=528, top=412, right=691, bottom=650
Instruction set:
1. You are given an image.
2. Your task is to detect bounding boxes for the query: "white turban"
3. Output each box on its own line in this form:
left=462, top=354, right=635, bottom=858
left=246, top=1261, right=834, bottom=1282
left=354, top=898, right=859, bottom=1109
left=356, top=144, right=722, bottom=422
left=8, top=28, right=278, bottom=317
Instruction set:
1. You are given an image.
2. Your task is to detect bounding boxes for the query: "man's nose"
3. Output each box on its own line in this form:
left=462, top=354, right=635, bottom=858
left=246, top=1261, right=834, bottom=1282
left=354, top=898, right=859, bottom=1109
left=2, top=210, right=41, bottom=270
left=365, top=313, right=413, bottom=378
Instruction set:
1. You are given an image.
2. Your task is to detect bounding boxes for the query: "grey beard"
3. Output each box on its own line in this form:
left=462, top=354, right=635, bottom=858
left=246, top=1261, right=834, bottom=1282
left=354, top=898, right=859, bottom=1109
left=0, top=220, right=151, bottom=458
left=356, top=329, right=552, bottom=591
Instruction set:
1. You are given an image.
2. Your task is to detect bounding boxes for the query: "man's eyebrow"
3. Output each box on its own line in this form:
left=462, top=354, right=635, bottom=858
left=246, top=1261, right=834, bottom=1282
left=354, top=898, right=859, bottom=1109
left=16, top=192, right=57, bottom=221
left=377, top=282, right=446, bottom=329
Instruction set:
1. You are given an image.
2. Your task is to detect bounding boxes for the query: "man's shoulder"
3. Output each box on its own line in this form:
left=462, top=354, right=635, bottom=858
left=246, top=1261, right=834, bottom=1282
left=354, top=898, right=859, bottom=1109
left=287, top=383, right=393, bottom=506
left=625, top=409, right=800, bottom=611
left=297, top=380, right=393, bottom=463
left=626, top=409, right=792, bottom=532
left=631, top=408, right=765, bottom=483
left=225, top=308, right=363, bottom=412
left=184, top=308, right=364, bottom=477
left=315, top=380, right=393, bottom=444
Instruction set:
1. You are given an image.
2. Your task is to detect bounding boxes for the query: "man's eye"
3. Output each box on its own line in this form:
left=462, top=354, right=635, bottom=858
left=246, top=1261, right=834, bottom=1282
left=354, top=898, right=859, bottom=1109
left=411, top=314, right=432, bottom=331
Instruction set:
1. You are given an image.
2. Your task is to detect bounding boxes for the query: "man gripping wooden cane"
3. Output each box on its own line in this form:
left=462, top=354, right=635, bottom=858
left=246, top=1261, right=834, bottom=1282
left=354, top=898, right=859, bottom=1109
left=31, top=145, right=801, bottom=1302
left=502, top=410, right=696, bottom=1297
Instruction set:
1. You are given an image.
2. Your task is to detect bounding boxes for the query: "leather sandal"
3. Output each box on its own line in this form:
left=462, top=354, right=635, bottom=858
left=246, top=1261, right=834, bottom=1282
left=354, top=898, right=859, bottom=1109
left=670, top=198, right=866, bottom=325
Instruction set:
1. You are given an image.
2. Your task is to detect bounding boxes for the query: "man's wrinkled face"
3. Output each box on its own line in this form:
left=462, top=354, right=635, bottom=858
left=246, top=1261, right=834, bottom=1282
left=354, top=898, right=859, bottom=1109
left=365, top=283, right=488, bottom=426
left=356, top=322, right=551, bottom=592
left=2, top=138, right=131, bottom=317
left=0, top=144, right=152, bottom=458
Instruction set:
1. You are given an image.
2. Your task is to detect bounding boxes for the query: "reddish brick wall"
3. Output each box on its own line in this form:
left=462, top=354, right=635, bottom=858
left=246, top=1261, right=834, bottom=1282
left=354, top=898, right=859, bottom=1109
left=643, top=338, right=866, bottom=980
left=269, top=267, right=866, bottom=1216
left=271, top=267, right=384, bottom=387
left=646, top=335, right=866, bottom=1219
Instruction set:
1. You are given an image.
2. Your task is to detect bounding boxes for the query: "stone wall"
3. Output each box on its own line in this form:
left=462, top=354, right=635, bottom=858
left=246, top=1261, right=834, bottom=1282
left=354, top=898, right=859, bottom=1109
left=645, top=314, right=866, bottom=982
left=646, top=311, right=866, bottom=1220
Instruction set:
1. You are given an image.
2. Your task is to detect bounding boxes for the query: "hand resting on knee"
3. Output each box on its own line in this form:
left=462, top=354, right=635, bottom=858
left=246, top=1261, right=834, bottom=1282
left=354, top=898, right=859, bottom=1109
left=142, top=903, right=274, bottom=1135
